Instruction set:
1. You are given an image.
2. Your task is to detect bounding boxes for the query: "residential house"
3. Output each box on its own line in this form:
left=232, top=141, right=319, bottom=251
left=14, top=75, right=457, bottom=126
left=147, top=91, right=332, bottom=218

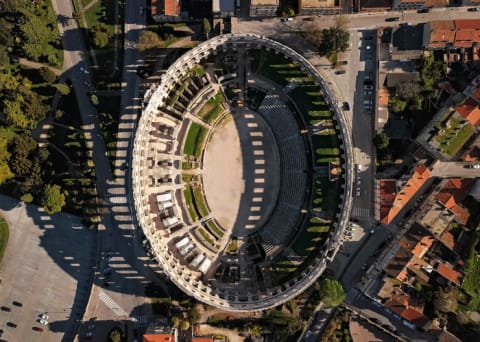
left=151, top=0, right=182, bottom=22
left=455, top=97, right=480, bottom=127
left=249, top=0, right=278, bottom=16
left=377, top=164, right=431, bottom=224
left=423, top=19, right=480, bottom=62
left=392, top=0, right=447, bottom=12
left=436, top=178, right=475, bottom=225
left=360, top=0, right=392, bottom=11
left=298, top=0, right=338, bottom=15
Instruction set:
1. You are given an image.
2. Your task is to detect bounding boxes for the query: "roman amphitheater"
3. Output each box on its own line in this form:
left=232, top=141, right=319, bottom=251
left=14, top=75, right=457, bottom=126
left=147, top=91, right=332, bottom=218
left=132, top=33, right=353, bottom=311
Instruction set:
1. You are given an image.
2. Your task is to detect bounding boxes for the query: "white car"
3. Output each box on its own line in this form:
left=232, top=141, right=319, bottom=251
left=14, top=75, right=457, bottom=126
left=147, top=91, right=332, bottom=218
left=40, top=314, right=49, bottom=320
left=39, top=319, right=48, bottom=325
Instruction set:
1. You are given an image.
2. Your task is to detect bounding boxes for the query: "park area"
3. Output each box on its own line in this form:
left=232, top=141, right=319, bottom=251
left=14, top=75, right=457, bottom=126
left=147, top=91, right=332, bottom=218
left=433, top=116, right=474, bottom=157
left=292, top=217, right=332, bottom=257
left=197, top=92, right=227, bottom=124
left=0, top=216, right=8, bottom=263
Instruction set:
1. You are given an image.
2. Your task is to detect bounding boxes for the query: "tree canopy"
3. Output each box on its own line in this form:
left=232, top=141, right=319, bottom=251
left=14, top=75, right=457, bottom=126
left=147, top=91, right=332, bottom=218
left=373, top=132, right=390, bottom=150
left=318, top=278, right=346, bottom=307
left=41, top=184, right=66, bottom=214
left=202, top=18, right=211, bottom=37
left=137, top=30, right=163, bottom=51
left=90, top=24, right=111, bottom=48
left=318, top=27, right=350, bottom=56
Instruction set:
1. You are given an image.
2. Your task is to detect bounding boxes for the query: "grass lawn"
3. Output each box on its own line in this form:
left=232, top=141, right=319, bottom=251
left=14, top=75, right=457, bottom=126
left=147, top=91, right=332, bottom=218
left=197, top=92, right=226, bottom=123
left=436, top=121, right=474, bottom=157
left=249, top=49, right=309, bottom=87
left=313, top=177, right=341, bottom=213
left=193, top=186, right=209, bottom=217
left=226, top=238, right=238, bottom=253
left=292, top=217, right=331, bottom=257
left=198, top=227, right=217, bottom=248
left=205, top=219, right=224, bottom=238
left=183, top=122, right=208, bottom=158
left=0, top=217, right=9, bottom=264
left=311, top=134, right=341, bottom=165
left=289, top=85, right=334, bottom=125
left=183, top=186, right=198, bottom=222
left=461, top=248, right=480, bottom=311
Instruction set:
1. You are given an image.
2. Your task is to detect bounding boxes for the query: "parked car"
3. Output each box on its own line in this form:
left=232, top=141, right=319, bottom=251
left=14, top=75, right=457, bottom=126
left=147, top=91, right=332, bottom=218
left=335, top=70, right=346, bottom=75
left=39, top=319, right=48, bottom=326
left=1, top=306, right=11, bottom=312
left=6, top=322, right=17, bottom=328
left=338, top=60, right=348, bottom=65
left=385, top=17, right=400, bottom=22
left=364, top=36, right=373, bottom=41
left=12, top=301, right=22, bottom=307
left=40, top=314, right=49, bottom=320
left=417, top=8, right=430, bottom=13
left=32, top=327, right=44, bottom=332
left=343, top=102, right=350, bottom=110
left=364, top=90, right=373, bottom=96
left=467, top=7, right=480, bottom=11
left=364, top=85, right=374, bottom=90
left=364, top=73, right=373, bottom=80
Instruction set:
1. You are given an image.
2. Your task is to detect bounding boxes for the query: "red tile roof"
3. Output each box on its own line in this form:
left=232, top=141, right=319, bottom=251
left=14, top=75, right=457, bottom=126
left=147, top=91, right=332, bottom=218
left=151, top=0, right=180, bottom=16
left=440, top=231, right=455, bottom=250
left=429, top=20, right=480, bottom=49
left=436, top=262, right=463, bottom=285
left=143, top=334, right=176, bottom=342
left=401, top=307, right=431, bottom=328
left=436, top=178, right=474, bottom=225
left=456, top=97, right=480, bottom=126
left=380, top=164, right=431, bottom=224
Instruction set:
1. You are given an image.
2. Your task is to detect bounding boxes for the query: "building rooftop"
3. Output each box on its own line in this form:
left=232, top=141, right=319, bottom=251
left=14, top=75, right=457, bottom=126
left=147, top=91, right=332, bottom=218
left=143, top=334, right=176, bottom=342
left=250, top=0, right=279, bottom=6
left=435, top=262, right=463, bottom=285
left=300, top=0, right=336, bottom=8
left=436, top=178, right=475, bottom=225
left=151, top=0, right=181, bottom=16
left=379, top=164, right=431, bottom=224
left=455, top=97, right=480, bottom=126
left=386, top=72, right=420, bottom=88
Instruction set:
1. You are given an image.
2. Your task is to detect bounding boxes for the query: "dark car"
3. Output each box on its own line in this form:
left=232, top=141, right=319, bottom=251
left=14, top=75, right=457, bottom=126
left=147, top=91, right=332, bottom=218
left=335, top=70, right=346, bottom=75
left=417, top=8, right=430, bottom=13
left=6, top=322, right=17, bottom=328
left=1, top=306, right=11, bottom=312
left=338, top=60, right=348, bottom=65
left=343, top=102, right=350, bottom=111
left=32, top=327, right=44, bottom=332
left=12, top=301, right=22, bottom=307
left=385, top=17, right=400, bottom=22
left=467, top=7, right=480, bottom=11
left=364, top=36, right=373, bottom=41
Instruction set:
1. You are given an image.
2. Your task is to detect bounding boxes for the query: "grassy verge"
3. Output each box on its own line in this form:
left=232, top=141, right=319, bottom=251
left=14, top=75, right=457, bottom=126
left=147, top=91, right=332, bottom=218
left=0, top=217, right=9, bottom=264
left=183, top=122, right=208, bottom=158
left=460, top=235, right=480, bottom=311
left=193, top=186, right=209, bottom=217
left=198, top=227, right=216, bottom=248
left=205, top=219, right=224, bottom=238
left=292, top=217, right=332, bottom=257
left=183, top=186, right=198, bottom=222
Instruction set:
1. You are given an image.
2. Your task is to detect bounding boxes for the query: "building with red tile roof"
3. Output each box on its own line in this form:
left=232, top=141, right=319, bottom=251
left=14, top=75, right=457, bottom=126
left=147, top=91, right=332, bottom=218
left=378, top=164, right=431, bottom=224
left=455, top=97, right=480, bottom=126
left=434, top=261, right=463, bottom=285
left=385, top=298, right=431, bottom=329
left=192, top=337, right=214, bottom=342
left=425, top=19, right=480, bottom=51
left=436, top=178, right=475, bottom=225
left=151, top=0, right=181, bottom=21
left=143, top=334, right=177, bottom=342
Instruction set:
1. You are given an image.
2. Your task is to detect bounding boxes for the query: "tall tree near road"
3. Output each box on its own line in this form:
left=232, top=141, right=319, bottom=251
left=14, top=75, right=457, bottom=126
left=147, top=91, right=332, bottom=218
left=318, top=278, right=346, bottom=307
left=202, top=18, right=211, bottom=39
left=41, top=184, right=66, bottom=214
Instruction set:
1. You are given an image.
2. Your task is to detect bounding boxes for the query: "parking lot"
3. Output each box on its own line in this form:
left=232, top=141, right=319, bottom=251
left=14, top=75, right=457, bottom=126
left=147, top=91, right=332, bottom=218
left=0, top=195, right=96, bottom=342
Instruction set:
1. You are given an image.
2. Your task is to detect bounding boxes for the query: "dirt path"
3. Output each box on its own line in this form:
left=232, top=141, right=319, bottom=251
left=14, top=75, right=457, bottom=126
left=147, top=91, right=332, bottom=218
left=197, top=324, right=245, bottom=342
left=18, top=58, right=63, bottom=75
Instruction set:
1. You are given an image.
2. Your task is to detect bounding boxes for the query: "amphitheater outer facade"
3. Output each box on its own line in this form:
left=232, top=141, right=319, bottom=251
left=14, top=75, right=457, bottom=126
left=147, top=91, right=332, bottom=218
left=132, top=33, right=354, bottom=311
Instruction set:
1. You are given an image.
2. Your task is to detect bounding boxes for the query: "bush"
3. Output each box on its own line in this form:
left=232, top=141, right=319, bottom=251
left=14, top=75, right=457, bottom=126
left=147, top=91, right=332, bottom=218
left=39, top=67, right=57, bottom=83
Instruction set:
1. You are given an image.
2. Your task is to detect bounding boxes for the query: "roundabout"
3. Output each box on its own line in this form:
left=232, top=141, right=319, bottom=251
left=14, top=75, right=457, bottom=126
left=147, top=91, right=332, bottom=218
left=132, top=33, right=354, bottom=311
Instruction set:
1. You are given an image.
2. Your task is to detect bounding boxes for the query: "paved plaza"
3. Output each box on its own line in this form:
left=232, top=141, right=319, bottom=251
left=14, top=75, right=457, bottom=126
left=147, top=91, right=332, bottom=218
left=0, top=195, right=96, bottom=342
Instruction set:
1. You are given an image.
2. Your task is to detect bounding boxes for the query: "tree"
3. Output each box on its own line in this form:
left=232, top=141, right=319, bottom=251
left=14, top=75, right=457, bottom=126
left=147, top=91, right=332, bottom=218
left=90, top=94, right=99, bottom=105
left=373, top=132, right=390, bottom=150
left=108, top=328, right=122, bottom=342
left=0, top=164, right=14, bottom=184
left=396, top=80, right=421, bottom=100
left=137, top=30, right=163, bottom=51
left=390, top=96, right=407, bottom=113
left=180, top=320, right=190, bottom=331
left=39, top=67, right=57, bottom=83
left=53, top=83, right=71, bottom=95
left=20, top=193, right=33, bottom=203
left=202, top=18, right=211, bottom=38
left=171, top=316, right=181, bottom=328
left=90, top=24, right=110, bottom=48
left=303, top=30, right=323, bottom=48
left=318, top=27, right=350, bottom=56
left=41, top=184, right=66, bottom=214
left=318, top=278, right=346, bottom=307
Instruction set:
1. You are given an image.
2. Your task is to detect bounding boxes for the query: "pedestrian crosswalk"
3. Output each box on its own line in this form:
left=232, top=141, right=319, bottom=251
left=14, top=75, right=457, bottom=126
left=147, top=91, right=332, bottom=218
left=99, top=291, right=128, bottom=316
left=351, top=207, right=370, bottom=218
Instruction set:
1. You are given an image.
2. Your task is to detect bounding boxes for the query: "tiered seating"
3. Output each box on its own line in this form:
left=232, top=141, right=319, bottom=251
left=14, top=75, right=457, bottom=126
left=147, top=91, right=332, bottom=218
left=258, top=94, right=298, bottom=140
left=278, top=172, right=307, bottom=205
left=260, top=203, right=299, bottom=246
left=278, top=138, right=306, bottom=171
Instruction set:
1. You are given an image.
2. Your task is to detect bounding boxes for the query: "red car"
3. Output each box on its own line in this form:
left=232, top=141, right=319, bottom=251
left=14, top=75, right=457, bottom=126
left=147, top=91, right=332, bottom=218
left=32, top=327, right=44, bottom=332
